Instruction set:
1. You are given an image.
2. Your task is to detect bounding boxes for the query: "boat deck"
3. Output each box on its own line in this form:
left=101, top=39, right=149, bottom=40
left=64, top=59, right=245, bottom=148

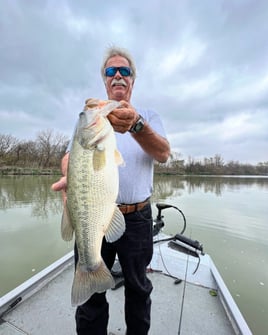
left=0, top=238, right=252, bottom=335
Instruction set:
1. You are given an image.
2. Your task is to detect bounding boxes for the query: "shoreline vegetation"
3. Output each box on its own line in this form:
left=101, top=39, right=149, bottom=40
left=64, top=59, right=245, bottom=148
left=0, top=167, right=61, bottom=176
left=1, top=131, right=267, bottom=176
left=1, top=164, right=267, bottom=176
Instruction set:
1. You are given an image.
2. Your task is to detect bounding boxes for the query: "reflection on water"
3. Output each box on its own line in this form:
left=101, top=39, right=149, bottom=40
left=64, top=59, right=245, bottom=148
left=0, top=175, right=268, bottom=335
left=0, top=175, right=63, bottom=218
left=153, top=174, right=268, bottom=199
left=153, top=175, right=268, bottom=242
left=1, top=175, right=267, bottom=216
left=0, top=175, right=72, bottom=297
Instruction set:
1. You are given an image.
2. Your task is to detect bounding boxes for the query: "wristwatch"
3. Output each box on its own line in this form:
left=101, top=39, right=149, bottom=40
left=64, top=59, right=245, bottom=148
left=129, top=114, right=145, bottom=133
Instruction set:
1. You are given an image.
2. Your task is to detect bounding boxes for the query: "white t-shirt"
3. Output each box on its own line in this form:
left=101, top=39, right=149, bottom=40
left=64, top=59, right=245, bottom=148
left=116, top=108, right=167, bottom=204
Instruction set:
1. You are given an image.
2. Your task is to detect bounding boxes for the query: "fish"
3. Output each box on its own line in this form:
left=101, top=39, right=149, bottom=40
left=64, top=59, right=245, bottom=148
left=61, top=98, right=125, bottom=306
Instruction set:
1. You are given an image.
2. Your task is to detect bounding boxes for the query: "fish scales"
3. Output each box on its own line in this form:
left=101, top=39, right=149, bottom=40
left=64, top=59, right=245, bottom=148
left=61, top=99, right=125, bottom=306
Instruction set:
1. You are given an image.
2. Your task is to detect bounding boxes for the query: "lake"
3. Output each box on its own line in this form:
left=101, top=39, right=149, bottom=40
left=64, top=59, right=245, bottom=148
left=0, top=175, right=267, bottom=335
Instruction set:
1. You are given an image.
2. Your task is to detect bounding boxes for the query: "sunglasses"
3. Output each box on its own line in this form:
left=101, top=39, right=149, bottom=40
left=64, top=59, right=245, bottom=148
left=105, top=66, right=132, bottom=77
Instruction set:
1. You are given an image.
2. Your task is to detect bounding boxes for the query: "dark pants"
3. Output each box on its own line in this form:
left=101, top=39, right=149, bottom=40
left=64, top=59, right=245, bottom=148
left=74, top=203, right=153, bottom=335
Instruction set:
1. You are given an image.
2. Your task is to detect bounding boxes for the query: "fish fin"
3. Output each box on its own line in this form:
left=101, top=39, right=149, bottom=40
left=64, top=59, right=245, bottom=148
left=71, top=261, right=115, bottom=306
left=105, top=206, right=126, bottom=243
left=93, top=148, right=106, bottom=171
left=61, top=204, right=74, bottom=241
left=114, top=149, right=124, bottom=166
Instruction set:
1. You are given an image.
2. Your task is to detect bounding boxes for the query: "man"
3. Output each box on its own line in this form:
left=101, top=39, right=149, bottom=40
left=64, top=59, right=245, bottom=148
left=52, top=46, right=170, bottom=335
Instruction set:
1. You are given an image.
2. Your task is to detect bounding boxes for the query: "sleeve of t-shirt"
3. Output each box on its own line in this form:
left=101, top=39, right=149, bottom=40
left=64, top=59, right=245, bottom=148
left=138, top=108, right=167, bottom=139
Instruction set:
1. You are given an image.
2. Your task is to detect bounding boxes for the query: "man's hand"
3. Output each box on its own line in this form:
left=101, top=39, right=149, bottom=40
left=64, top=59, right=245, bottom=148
left=51, top=153, right=69, bottom=204
left=51, top=176, right=67, bottom=204
left=51, top=176, right=67, bottom=192
left=108, top=100, right=139, bottom=133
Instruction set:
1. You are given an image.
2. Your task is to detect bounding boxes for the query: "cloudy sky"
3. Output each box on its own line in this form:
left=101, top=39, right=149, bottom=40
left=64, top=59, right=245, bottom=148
left=1, top=0, right=267, bottom=164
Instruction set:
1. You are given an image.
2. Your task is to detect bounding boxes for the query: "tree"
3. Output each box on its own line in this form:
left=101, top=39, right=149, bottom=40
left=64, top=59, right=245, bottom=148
left=0, top=134, right=19, bottom=165
left=36, top=129, right=69, bottom=168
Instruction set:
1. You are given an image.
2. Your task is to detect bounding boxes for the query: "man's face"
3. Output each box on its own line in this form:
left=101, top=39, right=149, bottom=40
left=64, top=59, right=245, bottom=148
left=104, top=55, right=134, bottom=102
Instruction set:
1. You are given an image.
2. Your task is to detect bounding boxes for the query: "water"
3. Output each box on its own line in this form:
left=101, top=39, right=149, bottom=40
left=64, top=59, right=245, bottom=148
left=0, top=176, right=72, bottom=295
left=0, top=175, right=268, bottom=335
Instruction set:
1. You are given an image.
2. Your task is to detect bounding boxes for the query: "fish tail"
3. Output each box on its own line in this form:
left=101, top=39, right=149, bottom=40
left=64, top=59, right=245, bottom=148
left=71, top=261, right=115, bottom=306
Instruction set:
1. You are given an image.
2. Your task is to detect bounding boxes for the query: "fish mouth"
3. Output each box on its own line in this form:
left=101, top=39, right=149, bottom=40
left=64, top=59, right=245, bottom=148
left=82, top=122, right=96, bottom=131
left=85, top=121, right=97, bottom=129
left=80, top=110, right=100, bottom=130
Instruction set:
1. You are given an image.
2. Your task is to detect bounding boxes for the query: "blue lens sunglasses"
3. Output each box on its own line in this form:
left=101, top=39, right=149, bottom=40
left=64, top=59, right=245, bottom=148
left=105, top=66, right=132, bottom=77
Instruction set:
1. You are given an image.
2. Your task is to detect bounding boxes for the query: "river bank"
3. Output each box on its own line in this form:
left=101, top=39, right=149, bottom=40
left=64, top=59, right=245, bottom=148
left=1, top=165, right=268, bottom=177
left=0, top=167, right=60, bottom=175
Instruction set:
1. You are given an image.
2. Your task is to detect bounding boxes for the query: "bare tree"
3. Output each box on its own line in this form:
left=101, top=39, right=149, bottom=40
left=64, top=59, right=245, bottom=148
left=0, top=134, right=19, bottom=164
left=36, top=129, right=69, bottom=168
left=14, top=140, right=39, bottom=167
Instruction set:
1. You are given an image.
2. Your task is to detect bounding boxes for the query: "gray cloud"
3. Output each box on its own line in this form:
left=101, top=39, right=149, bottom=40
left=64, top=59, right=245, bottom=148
left=0, top=0, right=267, bottom=164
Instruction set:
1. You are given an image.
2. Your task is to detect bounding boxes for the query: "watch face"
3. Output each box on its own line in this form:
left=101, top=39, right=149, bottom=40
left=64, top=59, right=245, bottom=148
left=129, top=115, right=144, bottom=133
left=135, top=121, right=144, bottom=132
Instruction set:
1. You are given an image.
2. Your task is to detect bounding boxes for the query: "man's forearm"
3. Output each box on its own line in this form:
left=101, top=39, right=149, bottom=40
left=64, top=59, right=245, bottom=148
left=131, top=122, right=170, bottom=163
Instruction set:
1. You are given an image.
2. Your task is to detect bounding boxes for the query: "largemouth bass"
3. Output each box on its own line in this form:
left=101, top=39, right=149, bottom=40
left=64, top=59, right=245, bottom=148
left=61, top=98, right=125, bottom=306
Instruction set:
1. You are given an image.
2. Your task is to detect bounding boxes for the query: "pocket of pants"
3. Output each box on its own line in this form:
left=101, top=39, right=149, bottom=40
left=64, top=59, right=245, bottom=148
left=124, top=206, right=153, bottom=253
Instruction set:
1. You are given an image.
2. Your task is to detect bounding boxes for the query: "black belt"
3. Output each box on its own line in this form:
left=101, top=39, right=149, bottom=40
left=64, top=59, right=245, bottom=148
left=118, top=199, right=149, bottom=215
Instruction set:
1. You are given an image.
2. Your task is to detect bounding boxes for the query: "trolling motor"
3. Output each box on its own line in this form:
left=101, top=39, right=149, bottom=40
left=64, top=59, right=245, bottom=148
left=153, top=203, right=187, bottom=235
left=153, top=203, right=171, bottom=235
left=153, top=202, right=204, bottom=275
left=153, top=203, right=204, bottom=256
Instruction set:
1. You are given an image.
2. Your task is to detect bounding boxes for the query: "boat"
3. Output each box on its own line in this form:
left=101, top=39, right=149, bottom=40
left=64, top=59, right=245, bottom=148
left=0, top=203, right=253, bottom=335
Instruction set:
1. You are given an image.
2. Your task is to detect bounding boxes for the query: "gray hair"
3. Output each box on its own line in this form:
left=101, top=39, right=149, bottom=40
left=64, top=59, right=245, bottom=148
left=101, top=46, right=137, bottom=82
